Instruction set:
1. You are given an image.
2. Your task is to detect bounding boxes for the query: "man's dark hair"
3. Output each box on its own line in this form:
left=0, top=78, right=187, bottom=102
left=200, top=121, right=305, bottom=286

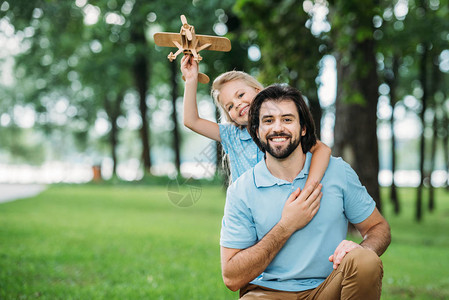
left=248, top=84, right=317, bottom=154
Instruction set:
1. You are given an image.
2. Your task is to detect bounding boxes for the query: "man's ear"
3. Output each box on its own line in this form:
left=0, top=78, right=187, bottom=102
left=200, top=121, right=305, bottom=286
left=256, top=128, right=260, bottom=139
left=301, top=128, right=306, bottom=137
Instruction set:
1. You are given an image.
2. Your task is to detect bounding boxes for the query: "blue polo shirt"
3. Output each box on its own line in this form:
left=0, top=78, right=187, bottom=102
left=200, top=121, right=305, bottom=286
left=219, top=124, right=263, bottom=182
left=220, top=152, right=376, bottom=292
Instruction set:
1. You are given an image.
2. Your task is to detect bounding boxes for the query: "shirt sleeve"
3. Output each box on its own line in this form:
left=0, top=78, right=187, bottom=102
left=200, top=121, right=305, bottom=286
left=220, top=184, right=258, bottom=249
left=218, top=123, right=232, bottom=154
left=342, top=161, right=376, bottom=224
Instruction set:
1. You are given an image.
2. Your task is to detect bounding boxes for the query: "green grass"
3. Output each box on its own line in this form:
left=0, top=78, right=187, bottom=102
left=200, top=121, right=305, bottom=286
left=0, top=184, right=448, bottom=299
left=379, top=188, right=449, bottom=299
left=0, top=185, right=235, bottom=299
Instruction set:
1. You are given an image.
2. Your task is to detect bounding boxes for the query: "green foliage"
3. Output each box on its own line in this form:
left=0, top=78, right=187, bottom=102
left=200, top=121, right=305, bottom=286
left=2, top=0, right=449, bottom=192
left=346, top=91, right=366, bottom=106
left=233, top=0, right=322, bottom=93
left=0, top=126, right=46, bottom=164
left=356, top=27, right=372, bottom=43
left=326, top=0, right=381, bottom=106
left=376, top=0, right=449, bottom=103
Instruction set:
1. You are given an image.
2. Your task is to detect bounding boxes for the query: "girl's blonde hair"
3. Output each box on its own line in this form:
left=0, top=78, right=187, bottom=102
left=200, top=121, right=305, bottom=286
left=211, top=71, right=264, bottom=127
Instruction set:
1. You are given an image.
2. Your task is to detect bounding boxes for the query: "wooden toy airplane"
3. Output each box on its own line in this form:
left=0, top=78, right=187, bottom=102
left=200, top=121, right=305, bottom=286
left=153, top=15, right=231, bottom=84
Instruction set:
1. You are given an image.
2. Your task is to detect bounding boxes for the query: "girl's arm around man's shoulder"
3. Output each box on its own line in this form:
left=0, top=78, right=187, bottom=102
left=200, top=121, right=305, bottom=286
left=306, top=140, right=331, bottom=188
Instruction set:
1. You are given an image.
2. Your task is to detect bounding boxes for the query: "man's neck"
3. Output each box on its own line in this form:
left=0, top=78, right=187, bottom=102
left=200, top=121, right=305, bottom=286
left=265, top=147, right=306, bottom=183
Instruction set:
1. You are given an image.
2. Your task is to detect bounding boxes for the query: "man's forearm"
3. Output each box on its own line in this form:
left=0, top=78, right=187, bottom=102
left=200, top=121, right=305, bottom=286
left=222, top=223, right=293, bottom=291
left=360, top=220, right=391, bottom=256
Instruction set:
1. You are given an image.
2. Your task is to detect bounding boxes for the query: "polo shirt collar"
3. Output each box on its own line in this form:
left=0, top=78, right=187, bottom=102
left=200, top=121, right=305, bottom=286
left=253, top=152, right=312, bottom=187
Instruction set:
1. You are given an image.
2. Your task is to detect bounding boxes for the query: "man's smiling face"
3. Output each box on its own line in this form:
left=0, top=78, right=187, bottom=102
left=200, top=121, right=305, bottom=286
left=257, top=99, right=305, bottom=159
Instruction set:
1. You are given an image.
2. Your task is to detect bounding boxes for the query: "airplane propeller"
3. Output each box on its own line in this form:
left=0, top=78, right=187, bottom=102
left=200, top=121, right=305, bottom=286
left=180, top=15, right=193, bottom=41
left=180, top=15, right=188, bottom=25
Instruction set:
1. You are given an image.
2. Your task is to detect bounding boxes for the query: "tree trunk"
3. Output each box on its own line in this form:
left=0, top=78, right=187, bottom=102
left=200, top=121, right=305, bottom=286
left=333, top=41, right=381, bottom=211
left=390, top=106, right=399, bottom=214
left=308, top=95, right=323, bottom=140
left=358, top=39, right=381, bottom=212
left=429, top=111, right=437, bottom=212
left=428, top=53, right=442, bottom=212
left=442, top=104, right=449, bottom=191
left=333, top=56, right=351, bottom=159
left=104, top=93, right=123, bottom=177
left=290, top=76, right=323, bottom=140
left=130, top=15, right=151, bottom=173
left=386, top=55, right=400, bottom=215
left=170, top=61, right=181, bottom=175
left=110, top=95, right=121, bottom=176
left=416, top=44, right=428, bottom=222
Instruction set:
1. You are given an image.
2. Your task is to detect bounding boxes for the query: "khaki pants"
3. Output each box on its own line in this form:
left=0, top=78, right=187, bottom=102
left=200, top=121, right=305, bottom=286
left=240, top=248, right=383, bottom=300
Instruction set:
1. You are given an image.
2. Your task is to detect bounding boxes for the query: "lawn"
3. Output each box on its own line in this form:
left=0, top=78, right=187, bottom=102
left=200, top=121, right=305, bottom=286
left=0, top=184, right=448, bottom=299
left=379, top=187, right=449, bottom=299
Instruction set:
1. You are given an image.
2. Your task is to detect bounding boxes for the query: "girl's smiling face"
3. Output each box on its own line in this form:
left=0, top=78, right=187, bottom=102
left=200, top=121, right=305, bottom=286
left=219, top=80, right=260, bottom=126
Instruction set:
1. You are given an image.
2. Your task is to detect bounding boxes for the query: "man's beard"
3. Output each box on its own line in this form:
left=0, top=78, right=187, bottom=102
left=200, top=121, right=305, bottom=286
left=260, top=132, right=301, bottom=159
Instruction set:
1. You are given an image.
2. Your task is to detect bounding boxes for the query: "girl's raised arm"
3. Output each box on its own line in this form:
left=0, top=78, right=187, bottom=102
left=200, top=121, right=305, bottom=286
left=181, top=55, right=221, bottom=142
left=306, top=140, right=331, bottom=188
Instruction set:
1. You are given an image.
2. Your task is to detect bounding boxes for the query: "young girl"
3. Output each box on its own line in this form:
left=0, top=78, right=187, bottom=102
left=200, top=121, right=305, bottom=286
left=181, top=55, right=331, bottom=184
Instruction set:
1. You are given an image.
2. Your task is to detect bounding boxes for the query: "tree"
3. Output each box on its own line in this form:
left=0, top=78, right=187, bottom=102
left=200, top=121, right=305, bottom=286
left=376, top=0, right=418, bottom=215
left=384, top=54, right=401, bottom=214
left=234, top=0, right=325, bottom=137
left=443, top=103, right=449, bottom=191
left=3, top=1, right=100, bottom=158
left=327, top=0, right=382, bottom=210
left=410, top=0, right=449, bottom=220
left=170, top=61, right=181, bottom=174
left=127, top=1, right=152, bottom=173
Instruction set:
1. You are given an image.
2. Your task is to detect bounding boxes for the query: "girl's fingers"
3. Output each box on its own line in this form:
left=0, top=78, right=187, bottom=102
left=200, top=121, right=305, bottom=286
left=309, top=192, right=322, bottom=211
left=304, top=184, right=322, bottom=205
left=297, top=184, right=315, bottom=201
left=181, top=55, right=191, bottom=66
left=286, top=187, right=301, bottom=204
left=180, top=57, right=187, bottom=67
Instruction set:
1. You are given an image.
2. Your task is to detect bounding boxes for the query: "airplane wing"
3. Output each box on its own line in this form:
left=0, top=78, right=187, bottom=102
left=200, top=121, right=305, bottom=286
left=154, top=32, right=231, bottom=52
left=196, top=35, right=231, bottom=52
left=153, top=33, right=181, bottom=48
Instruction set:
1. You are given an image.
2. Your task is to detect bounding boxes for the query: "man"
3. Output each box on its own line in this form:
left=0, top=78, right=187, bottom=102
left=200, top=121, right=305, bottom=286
left=220, top=84, right=391, bottom=299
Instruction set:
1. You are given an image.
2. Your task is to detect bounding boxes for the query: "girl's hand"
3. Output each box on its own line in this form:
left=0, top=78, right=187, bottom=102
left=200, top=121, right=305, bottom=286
left=180, top=55, right=198, bottom=81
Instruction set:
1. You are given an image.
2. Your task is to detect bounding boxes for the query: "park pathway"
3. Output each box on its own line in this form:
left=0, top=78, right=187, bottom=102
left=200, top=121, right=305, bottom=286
left=0, top=184, right=47, bottom=204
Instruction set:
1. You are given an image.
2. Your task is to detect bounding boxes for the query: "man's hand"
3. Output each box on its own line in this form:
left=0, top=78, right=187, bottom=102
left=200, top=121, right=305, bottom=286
left=278, top=183, right=322, bottom=234
left=328, top=240, right=363, bottom=269
left=180, top=54, right=198, bottom=81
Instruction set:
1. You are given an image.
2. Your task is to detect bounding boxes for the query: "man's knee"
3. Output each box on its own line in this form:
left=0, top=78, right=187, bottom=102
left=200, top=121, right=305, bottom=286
left=344, top=247, right=383, bottom=278
left=335, top=248, right=383, bottom=299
